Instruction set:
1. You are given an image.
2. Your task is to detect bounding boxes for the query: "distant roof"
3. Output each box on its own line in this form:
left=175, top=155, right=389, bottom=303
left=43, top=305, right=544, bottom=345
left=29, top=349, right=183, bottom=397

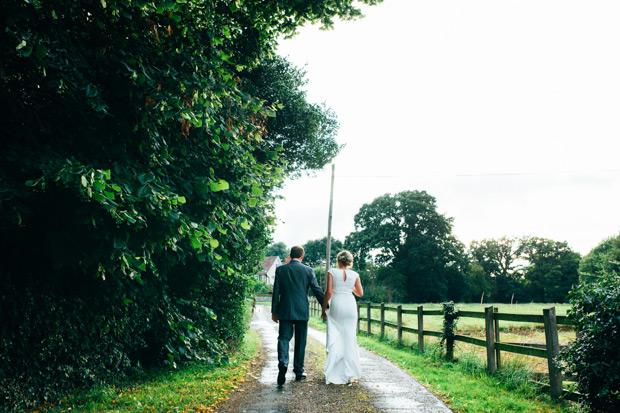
left=259, top=256, right=281, bottom=274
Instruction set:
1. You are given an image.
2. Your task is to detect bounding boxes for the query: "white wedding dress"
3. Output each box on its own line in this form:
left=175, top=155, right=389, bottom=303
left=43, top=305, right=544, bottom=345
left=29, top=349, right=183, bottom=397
left=324, top=268, right=362, bottom=384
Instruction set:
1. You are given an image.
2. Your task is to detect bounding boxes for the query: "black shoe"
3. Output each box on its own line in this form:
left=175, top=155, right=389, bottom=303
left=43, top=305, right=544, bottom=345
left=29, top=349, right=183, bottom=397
left=295, top=373, right=307, bottom=381
left=277, top=367, right=287, bottom=386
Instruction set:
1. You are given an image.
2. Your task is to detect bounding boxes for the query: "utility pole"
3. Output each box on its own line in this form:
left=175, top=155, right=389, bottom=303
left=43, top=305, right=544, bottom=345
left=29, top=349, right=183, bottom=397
left=325, top=164, right=335, bottom=281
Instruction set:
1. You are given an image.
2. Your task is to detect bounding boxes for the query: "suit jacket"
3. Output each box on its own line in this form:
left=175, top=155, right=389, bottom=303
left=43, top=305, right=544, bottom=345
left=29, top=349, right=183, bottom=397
left=271, top=260, right=324, bottom=321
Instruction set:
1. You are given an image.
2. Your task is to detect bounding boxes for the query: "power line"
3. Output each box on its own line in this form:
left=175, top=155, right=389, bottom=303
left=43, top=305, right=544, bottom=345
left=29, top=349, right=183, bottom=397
left=337, top=169, right=620, bottom=179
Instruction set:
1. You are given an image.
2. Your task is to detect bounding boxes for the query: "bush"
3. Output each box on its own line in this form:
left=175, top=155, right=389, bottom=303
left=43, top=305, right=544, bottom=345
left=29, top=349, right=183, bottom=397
left=0, top=0, right=277, bottom=408
left=561, top=273, right=620, bottom=411
left=251, top=280, right=273, bottom=295
left=0, top=0, right=372, bottom=408
left=0, top=257, right=249, bottom=409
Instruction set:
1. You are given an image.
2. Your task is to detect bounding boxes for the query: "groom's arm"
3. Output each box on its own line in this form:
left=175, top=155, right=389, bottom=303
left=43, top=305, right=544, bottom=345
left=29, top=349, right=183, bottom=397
left=307, top=268, right=324, bottom=305
left=271, top=268, right=280, bottom=323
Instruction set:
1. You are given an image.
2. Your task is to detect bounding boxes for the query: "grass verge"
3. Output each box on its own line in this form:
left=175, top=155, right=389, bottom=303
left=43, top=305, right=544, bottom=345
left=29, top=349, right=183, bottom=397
left=43, top=329, right=260, bottom=412
left=308, top=315, right=582, bottom=413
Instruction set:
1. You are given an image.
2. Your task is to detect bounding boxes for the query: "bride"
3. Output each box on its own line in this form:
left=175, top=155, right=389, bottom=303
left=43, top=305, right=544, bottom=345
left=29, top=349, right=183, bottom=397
left=321, top=250, right=364, bottom=385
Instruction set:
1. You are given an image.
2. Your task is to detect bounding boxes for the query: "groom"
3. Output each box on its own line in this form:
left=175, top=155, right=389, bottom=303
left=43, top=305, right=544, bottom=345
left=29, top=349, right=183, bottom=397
left=271, top=245, right=324, bottom=386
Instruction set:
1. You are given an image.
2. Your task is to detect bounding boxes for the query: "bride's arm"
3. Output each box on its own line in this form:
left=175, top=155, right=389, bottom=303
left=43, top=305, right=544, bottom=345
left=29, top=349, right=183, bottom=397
left=353, top=276, right=364, bottom=297
left=321, top=272, right=334, bottom=319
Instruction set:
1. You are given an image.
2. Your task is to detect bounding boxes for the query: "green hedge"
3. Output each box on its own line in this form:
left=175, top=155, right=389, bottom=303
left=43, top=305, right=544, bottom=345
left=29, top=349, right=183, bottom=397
left=561, top=273, right=620, bottom=411
left=0, top=0, right=275, bottom=408
left=0, top=0, right=380, bottom=409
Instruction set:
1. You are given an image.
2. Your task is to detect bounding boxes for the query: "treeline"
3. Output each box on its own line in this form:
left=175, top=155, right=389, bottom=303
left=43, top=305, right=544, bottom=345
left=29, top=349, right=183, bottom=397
left=358, top=235, right=580, bottom=304
left=294, top=190, right=620, bottom=304
left=0, top=0, right=382, bottom=409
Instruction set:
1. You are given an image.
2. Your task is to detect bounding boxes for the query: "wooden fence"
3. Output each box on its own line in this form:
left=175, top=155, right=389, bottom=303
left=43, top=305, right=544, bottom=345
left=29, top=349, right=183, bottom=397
left=309, top=300, right=579, bottom=402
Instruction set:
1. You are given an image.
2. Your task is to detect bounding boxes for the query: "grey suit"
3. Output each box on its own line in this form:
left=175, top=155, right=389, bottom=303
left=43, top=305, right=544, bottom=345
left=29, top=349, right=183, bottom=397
left=271, top=259, right=324, bottom=376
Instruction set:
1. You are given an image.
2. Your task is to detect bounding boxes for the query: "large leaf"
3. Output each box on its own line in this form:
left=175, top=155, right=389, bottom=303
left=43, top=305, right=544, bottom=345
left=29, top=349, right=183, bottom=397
left=240, top=219, right=251, bottom=230
left=210, top=179, right=229, bottom=192
left=250, top=183, right=263, bottom=196
left=190, top=236, right=202, bottom=250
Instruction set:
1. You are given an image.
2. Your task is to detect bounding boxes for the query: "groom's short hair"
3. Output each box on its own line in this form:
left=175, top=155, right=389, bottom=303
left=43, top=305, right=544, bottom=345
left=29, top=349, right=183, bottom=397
left=290, top=246, right=304, bottom=259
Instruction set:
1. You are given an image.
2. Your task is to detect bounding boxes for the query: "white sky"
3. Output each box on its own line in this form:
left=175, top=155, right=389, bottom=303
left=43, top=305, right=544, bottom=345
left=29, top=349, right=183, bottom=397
left=271, top=0, right=620, bottom=256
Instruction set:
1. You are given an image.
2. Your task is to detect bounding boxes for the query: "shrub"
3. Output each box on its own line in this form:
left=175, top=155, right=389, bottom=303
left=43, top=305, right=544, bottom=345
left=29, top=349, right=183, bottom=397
left=561, top=273, right=620, bottom=411
left=251, top=280, right=273, bottom=295
left=440, top=301, right=459, bottom=360
left=0, top=0, right=373, bottom=408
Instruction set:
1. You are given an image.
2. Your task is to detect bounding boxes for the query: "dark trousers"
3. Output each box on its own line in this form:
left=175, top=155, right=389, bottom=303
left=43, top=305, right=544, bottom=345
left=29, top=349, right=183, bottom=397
left=277, top=319, right=308, bottom=376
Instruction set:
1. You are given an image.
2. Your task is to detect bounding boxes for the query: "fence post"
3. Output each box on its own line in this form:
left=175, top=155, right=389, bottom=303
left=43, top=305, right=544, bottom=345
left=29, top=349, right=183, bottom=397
left=417, top=305, right=424, bottom=354
left=485, top=306, right=496, bottom=373
left=367, top=302, right=372, bottom=335
left=356, top=302, right=360, bottom=333
left=397, top=305, right=403, bottom=346
left=543, top=307, right=563, bottom=399
left=494, top=307, right=501, bottom=370
left=380, top=302, right=385, bottom=338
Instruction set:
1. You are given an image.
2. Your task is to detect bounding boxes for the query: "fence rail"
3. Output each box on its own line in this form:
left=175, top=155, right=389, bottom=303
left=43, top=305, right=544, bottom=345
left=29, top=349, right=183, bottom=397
left=308, top=299, right=580, bottom=402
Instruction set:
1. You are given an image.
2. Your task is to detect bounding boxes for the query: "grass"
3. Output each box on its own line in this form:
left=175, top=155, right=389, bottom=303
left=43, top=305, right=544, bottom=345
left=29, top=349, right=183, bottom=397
left=44, top=301, right=576, bottom=412
left=348, top=302, right=575, bottom=374
left=41, top=329, right=260, bottom=412
left=39, top=299, right=260, bottom=413
left=364, top=302, right=572, bottom=341
left=308, top=312, right=582, bottom=413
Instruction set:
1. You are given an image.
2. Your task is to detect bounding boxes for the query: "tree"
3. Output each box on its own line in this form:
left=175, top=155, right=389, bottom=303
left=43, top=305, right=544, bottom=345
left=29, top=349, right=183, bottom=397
left=354, top=264, right=405, bottom=303
left=463, top=263, right=493, bottom=303
left=579, top=233, right=620, bottom=278
left=266, top=242, right=288, bottom=261
left=303, top=237, right=344, bottom=267
left=346, top=191, right=467, bottom=302
left=0, top=0, right=382, bottom=408
left=469, top=237, right=524, bottom=279
left=374, top=265, right=407, bottom=302
left=466, top=237, right=580, bottom=303
left=521, top=237, right=581, bottom=303
left=469, top=237, right=524, bottom=302
left=241, top=56, right=341, bottom=177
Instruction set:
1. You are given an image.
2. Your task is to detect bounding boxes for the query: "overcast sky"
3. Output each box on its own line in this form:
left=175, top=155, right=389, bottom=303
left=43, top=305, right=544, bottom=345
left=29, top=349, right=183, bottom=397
left=271, top=0, right=620, bottom=256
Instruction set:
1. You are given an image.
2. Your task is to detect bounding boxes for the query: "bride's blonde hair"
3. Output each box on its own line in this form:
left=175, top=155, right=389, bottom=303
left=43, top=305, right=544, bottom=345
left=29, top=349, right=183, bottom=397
left=336, top=250, right=353, bottom=268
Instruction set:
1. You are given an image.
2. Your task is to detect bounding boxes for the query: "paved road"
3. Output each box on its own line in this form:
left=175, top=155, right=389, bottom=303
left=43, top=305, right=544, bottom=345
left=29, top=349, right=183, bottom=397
left=224, top=305, right=451, bottom=412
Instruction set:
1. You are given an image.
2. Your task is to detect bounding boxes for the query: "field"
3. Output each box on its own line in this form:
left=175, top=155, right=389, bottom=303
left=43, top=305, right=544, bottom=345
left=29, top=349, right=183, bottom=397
left=307, top=302, right=581, bottom=412
left=357, top=302, right=575, bottom=375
